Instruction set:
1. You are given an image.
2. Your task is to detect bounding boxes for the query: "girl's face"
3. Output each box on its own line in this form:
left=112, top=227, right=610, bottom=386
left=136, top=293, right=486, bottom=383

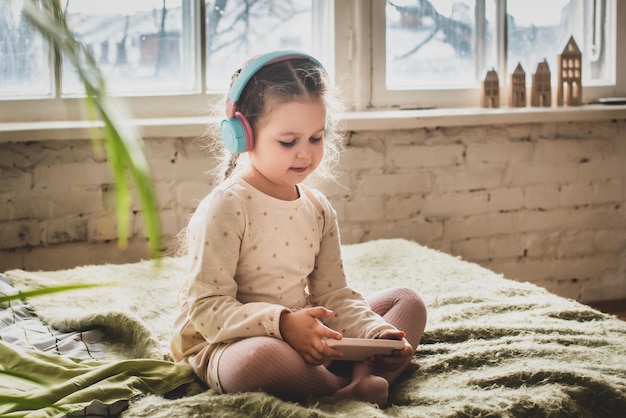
left=243, top=98, right=326, bottom=200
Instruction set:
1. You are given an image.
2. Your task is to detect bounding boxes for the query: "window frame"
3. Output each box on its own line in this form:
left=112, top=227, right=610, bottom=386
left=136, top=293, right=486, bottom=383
left=1, top=0, right=625, bottom=124
left=335, top=0, right=625, bottom=111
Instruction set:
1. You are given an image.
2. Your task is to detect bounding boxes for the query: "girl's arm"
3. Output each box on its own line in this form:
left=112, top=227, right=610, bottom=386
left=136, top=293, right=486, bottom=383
left=306, top=193, right=396, bottom=339
left=184, top=189, right=288, bottom=343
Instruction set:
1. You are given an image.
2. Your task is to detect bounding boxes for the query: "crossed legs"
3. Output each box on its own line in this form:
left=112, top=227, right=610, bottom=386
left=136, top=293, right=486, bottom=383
left=216, top=286, right=427, bottom=406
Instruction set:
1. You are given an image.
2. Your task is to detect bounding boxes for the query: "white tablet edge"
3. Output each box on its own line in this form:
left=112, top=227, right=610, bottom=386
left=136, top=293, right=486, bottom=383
left=325, top=338, right=405, bottom=361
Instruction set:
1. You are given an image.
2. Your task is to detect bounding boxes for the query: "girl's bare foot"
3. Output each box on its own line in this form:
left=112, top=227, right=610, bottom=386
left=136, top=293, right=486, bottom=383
left=335, top=375, right=389, bottom=407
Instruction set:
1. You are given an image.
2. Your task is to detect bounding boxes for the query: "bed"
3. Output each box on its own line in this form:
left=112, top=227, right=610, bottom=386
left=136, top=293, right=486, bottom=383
left=2, top=238, right=626, bottom=417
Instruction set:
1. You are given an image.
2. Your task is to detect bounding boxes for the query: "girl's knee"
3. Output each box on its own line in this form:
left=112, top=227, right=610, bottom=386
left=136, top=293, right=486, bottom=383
left=394, top=286, right=427, bottom=315
left=392, top=287, right=427, bottom=337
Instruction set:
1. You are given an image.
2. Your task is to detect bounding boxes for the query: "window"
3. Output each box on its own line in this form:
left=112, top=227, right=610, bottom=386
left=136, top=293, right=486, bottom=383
left=60, top=0, right=195, bottom=96
left=367, top=0, right=619, bottom=109
left=0, top=0, right=316, bottom=121
left=204, top=0, right=313, bottom=91
left=0, top=0, right=623, bottom=122
left=0, top=1, right=50, bottom=98
left=62, top=0, right=312, bottom=95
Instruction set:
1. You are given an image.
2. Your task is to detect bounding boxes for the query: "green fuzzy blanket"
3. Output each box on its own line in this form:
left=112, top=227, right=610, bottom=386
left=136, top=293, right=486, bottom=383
left=5, top=239, right=626, bottom=417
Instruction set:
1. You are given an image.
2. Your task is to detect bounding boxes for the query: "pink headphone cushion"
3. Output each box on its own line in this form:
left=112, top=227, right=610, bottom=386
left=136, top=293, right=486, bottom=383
left=235, top=111, right=254, bottom=152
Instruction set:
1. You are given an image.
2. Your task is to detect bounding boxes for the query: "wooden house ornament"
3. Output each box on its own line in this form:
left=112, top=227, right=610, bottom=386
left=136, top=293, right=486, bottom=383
left=482, top=68, right=499, bottom=108
left=557, top=36, right=582, bottom=106
left=531, top=59, right=551, bottom=107
left=509, top=63, right=526, bottom=107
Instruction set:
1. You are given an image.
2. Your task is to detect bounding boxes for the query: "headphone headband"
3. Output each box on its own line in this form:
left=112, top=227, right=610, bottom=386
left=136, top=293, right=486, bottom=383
left=221, top=50, right=325, bottom=154
left=225, top=50, right=324, bottom=117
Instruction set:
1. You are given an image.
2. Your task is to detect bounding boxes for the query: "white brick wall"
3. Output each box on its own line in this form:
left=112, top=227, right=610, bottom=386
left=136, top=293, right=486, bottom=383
left=1, top=119, right=625, bottom=303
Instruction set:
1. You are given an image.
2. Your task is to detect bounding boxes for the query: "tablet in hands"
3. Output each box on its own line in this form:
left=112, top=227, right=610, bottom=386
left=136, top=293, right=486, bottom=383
left=326, top=338, right=405, bottom=361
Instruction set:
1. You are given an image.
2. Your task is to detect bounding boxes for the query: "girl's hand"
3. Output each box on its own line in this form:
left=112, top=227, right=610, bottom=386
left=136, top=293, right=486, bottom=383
left=365, top=329, right=414, bottom=371
left=279, top=307, right=344, bottom=365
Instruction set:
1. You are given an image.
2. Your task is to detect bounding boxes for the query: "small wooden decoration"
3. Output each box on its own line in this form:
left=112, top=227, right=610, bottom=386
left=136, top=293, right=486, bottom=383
left=557, top=36, right=582, bottom=106
left=509, top=63, right=526, bottom=107
left=481, top=68, right=499, bottom=108
left=531, top=59, right=551, bottom=107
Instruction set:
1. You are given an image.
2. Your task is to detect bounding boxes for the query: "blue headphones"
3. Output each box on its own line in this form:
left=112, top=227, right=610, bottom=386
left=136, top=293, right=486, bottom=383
left=220, top=50, right=325, bottom=154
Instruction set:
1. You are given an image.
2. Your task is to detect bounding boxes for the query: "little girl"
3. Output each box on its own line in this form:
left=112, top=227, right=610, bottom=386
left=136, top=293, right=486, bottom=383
left=170, top=50, right=427, bottom=407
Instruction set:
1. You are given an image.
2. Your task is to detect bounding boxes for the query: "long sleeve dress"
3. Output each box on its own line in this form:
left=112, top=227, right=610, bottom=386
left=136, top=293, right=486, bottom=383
left=170, top=177, right=394, bottom=392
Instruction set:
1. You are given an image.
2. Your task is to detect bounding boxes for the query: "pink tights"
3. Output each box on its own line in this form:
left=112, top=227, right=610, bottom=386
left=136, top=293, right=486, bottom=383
left=216, top=287, right=427, bottom=407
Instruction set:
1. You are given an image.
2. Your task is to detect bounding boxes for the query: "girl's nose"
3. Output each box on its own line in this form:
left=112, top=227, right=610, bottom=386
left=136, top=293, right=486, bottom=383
left=296, top=146, right=312, bottom=159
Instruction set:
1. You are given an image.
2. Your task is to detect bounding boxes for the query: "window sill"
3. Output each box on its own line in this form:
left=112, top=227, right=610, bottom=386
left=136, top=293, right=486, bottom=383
left=340, top=104, right=626, bottom=131
left=1, top=104, right=625, bottom=143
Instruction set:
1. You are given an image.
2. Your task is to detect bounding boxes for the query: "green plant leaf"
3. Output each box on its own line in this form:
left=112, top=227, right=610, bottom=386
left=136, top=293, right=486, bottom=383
left=0, top=283, right=115, bottom=305
left=21, top=0, right=162, bottom=257
left=0, top=395, right=60, bottom=411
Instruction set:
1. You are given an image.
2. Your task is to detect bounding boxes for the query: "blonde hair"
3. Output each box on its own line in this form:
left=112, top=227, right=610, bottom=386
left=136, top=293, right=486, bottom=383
left=202, top=55, right=344, bottom=184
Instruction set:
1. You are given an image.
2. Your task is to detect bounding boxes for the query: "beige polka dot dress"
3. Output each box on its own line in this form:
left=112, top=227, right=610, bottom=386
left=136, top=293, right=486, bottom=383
left=170, top=178, right=394, bottom=392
